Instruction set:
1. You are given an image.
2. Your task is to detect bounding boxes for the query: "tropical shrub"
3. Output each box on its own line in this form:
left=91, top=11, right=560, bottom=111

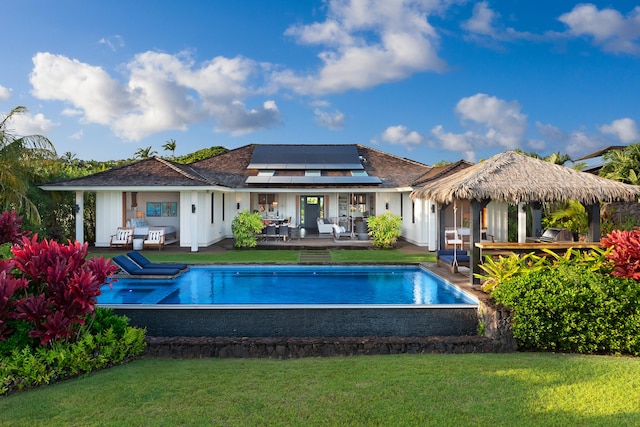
left=491, top=264, right=640, bottom=354
left=1, top=236, right=118, bottom=345
left=0, top=210, right=30, bottom=245
left=367, top=212, right=402, bottom=249
left=601, top=228, right=640, bottom=280
left=476, top=247, right=611, bottom=293
left=231, top=210, right=265, bottom=248
left=541, top=200, right=588, bottom=234
left=1, top=308, right=146, bottom=395
left=474, top=252, right=548, bottom=293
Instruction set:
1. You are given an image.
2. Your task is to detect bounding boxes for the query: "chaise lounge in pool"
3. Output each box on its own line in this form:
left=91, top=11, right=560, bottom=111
left=112, top=255, right=184, bottom=278
left=127, top=251, right=188, bottom=271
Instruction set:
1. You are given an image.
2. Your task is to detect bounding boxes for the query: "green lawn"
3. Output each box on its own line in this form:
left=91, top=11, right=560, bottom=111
left=91, top=249, right=436, bottom=264
left=2, top=353, right=639, bottom=426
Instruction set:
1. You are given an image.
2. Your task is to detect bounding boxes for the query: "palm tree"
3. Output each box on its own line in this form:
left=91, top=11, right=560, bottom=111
left=600, top=144, right=640, bottom=184
left=61, top=151, right=77, bottom=165
left=162, top=139, right=177, bottom=159
left=133, top=146, right=157, bottom=160
left=0, top=106, right=56, bottom=222
left=544, top=151, right=571, bottom=165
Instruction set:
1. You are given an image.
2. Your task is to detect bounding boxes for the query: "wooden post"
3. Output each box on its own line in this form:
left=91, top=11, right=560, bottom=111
left=586, top=203, right=601, bottom=242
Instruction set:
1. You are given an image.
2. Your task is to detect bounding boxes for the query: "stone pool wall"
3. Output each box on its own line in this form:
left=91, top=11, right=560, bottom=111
left=144, top=335, right=509, bottom=358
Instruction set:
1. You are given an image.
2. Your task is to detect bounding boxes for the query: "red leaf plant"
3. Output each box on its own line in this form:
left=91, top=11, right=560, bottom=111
left=0, top=260, right=29, bottom=340
left=0, top=210, right=31, bottom=246
left=601, top=229, right=640, bottom=281
left=5, top=236, right=119, bottom=345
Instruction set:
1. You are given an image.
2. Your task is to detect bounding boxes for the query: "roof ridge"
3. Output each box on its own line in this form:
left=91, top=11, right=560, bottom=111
left=356, top=144, right=431, bottom=168
left=154, top=157, right=211, bottom=183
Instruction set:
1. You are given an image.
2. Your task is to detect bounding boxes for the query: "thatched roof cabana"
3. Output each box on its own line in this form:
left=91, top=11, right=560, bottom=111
left=411, top=151, right=640, bottom=205
left=411, top=151, right=640, bottom=284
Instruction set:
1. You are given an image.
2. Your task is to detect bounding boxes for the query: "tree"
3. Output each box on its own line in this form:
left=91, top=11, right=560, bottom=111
left=600, top=144, right=640, bottom=184
left=162, top=139, right=177, bottom=159
left=544, top=151, right=571, bottom=165
left=133, top=146, right=157, bottom=160
left=0, top=106, right=56, bottom=223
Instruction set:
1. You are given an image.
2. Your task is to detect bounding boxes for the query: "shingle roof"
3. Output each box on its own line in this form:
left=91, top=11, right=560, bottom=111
left=43, top=157, right=213, bottom=187
left=43, top=144, right=442, bottom=189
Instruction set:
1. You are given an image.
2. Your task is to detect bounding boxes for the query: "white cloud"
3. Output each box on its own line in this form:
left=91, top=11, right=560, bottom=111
left=29, top=51, right=280, bottom=141
left=7, top=111, right=57, bottom=136
left=428, top=93, right=527, bottom=160
left=564, top=130, right=606, bottom=158
left=599, top=118, right=640, bottom=143
left=30, top=52, right=131, bottom=126
left=215, top=100, right=280, bottom=136
left=274, top=0, right=447, bottom=95
left=314, top=108, right=345, bottom=130
left=98, top=35, right=125, bottom=52
left=0, top=85, right=11, bottom=101
left=461, top=1, right=536, bottom=45
left=381, top=125, right=424, bottom=148
left=455, top=93, right=527, bottom=150
left=461, top=1, right=497, bottom=37
left=70, top=129, right=84, bottom=140
left=536, top=122, right=567, bottom=142
left=558, top=4, right=640, bottom=54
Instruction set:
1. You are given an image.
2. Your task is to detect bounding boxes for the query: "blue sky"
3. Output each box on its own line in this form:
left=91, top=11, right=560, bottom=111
left=1, top=1, right=639, bottom=164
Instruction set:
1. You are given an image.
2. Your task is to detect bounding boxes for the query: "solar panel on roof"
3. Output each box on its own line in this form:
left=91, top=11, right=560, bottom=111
left=248, top=145, right=364, bottom=170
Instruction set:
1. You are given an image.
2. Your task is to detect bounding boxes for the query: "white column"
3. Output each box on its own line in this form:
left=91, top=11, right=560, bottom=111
left=190, top=191, right=199, bottom=252
left=75, top=191, right=84, bottom=244
left=517, top=202, right=527, bottom=243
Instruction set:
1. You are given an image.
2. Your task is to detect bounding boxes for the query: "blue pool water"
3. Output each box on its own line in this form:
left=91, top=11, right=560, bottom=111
left=98, top=265, right=477, bottom=306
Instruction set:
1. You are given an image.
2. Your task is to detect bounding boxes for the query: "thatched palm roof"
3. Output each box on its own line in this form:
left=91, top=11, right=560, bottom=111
left=411, top=151, right=640, bottom=205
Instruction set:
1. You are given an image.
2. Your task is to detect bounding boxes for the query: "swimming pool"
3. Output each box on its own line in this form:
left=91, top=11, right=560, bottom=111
left=101, top=264, right=480, bottom=338
left=98, top=265, right=476, bottom=306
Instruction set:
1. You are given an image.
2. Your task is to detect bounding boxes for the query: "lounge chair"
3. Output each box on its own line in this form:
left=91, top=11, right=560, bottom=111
left=437, top=250, right=470, bottom=273
left=110, top=227, right=134, bottom=249
left=143, top=228, right=165, bottom=251
left=126, top=251, right=188, bottom=271
left=332, top=224, right=352, bottom=240
left=112, top=255, right=182, bottom=277
left=316, top=218, right=333, bottom=234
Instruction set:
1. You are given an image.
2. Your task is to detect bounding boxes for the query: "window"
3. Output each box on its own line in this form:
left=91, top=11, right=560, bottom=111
left=211, top=193, right=215, bottom=224
left=305, top=170, right=321, bottom=176
left=258, top=193, right=277, bottom=212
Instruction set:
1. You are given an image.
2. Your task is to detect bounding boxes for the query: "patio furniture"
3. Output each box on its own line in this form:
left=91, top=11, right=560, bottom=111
left=437, top=250, right=470, bottom=273
left=143, top=229, right=165, bottom=251
left=332, top=224, right=352, bottom=240
left=112, top=255, right=183, bottom=277
left=127, top=251, right=188, bottom=271
left=265, top=224, right=277, bottom=240
left=317, top=218, right=333, bottom=234
left=278, top=224, right=289, bottom=241
left=110, top=227, right=134, bottom=249
left=445, top=228, right=463, bottom=250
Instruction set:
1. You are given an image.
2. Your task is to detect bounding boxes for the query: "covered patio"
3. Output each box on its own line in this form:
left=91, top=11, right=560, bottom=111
left=411, top=151, right=640, bottom=285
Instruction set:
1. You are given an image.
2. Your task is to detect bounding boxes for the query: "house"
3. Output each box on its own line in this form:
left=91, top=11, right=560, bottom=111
left=41, top=143, right=506, bottom=251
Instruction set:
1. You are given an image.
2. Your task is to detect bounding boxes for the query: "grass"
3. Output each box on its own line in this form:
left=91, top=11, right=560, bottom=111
left=90, top=248, right=436, bottom=264
left=2, top=353, right=640, bottom=426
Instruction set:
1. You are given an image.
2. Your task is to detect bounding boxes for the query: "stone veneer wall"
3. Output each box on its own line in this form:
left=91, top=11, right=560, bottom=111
left=142, top=300, right=517, bottom=359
